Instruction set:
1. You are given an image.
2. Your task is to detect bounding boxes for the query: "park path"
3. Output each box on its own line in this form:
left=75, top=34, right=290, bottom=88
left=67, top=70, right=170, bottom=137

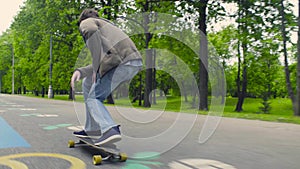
left=0, top=94, right=299, bottom=169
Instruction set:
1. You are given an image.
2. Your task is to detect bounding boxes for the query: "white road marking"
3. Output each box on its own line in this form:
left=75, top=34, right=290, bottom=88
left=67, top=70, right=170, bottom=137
left=20, top=108, right=37, bottom=111
left=36, top=114, right=58, bottom=117
left=67, top=126, right=84, bottom=131
left=10, top=105, right=24, bottom=107
left=169, top=159, right=237, bottom=169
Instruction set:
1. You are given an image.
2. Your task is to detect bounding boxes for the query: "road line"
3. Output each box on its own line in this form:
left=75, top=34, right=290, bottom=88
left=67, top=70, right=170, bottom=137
left=0, top=153, right=86, bottom=169
left=169, top=159, right=237, bottom=169
left=0, top=159, right=28, bottom=169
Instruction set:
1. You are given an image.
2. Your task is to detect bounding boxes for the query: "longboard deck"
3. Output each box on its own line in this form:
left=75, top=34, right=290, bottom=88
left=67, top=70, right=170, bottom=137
left=77, top=137, right=120, bottom=154
left=68, top=136, right=127, bottom=165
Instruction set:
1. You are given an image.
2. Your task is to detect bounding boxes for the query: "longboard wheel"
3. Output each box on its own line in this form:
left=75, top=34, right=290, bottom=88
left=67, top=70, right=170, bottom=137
left=119, top=153, right=127, bottom=162
left=93, top=155, right=102, bottom=165
left=68, top=140, right=75, bottom=148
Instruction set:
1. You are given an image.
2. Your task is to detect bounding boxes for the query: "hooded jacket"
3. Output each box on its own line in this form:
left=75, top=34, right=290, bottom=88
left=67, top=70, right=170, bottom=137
left=77, top=17, right=142, bottom=78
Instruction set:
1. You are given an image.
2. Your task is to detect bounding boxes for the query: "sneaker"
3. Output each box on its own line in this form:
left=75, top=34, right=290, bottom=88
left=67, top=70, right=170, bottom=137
left=94, top=126, right=122, bottom=146
left=73, top=130, right=101, bottom=139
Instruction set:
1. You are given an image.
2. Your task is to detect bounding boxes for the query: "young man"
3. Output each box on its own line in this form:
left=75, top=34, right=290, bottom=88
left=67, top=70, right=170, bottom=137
left=71, top=9, right=142, bottom=145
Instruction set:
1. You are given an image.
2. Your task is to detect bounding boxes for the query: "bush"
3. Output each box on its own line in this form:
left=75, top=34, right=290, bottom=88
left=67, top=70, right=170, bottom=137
left=258, top=94, right=271, bottom=114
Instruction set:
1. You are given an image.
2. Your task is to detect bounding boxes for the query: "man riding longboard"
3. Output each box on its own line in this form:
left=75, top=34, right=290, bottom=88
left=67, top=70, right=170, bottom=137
left=70, top=8, right=142, bottom=145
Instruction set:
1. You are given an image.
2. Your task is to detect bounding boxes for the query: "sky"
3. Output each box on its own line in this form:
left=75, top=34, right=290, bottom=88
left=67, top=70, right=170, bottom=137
left=0, top=0, right=298, bottom=36
left=0, top=0, right=25, bottom=35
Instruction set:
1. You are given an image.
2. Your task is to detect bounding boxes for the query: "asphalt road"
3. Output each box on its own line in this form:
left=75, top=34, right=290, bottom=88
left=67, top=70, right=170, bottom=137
left=0, top=94, right=300, bottom=169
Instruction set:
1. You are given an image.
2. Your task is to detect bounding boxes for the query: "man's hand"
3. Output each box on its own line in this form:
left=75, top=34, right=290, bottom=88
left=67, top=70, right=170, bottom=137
left=71, top=70, right=81, bottom=90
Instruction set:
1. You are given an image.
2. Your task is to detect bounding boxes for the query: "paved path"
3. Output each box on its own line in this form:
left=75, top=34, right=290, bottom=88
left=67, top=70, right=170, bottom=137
left=0, top=94, right=299, bottom=169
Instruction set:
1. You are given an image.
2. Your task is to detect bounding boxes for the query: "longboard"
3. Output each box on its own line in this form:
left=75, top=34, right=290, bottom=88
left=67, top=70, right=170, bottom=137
left=68, top=137, right=127, bottom=165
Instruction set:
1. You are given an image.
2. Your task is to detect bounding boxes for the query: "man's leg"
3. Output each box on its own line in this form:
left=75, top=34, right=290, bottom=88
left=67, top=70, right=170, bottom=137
left=73, top=76, right=101, bottom=138
left=83, top=76, right=101, bottom=132
left=86, top=65, right=140, bottom=144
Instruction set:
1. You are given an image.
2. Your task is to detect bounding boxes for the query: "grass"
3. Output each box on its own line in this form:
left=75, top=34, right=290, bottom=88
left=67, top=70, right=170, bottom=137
left=22, top=93, right=300, bottom=125
left=222, top=97, right=300, bottom=124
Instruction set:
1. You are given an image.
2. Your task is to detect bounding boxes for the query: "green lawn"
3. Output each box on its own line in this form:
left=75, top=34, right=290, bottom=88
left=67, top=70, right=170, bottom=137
left=23, top=94, right=300, bottom=125
left=222, top=97, right=300, bottom=124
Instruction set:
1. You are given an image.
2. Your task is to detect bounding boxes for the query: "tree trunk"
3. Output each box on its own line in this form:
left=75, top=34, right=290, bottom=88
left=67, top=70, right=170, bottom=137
left=142, top=1, right=153, bottom=107
left=235, top=0, right=248, bottom=112
left=280, top=0, right=296, bottom=112
left=68, top=86, right=74, bottom=100
left=138, top=73, right=142, bottom=106
left=296, top=0, right=300, bottom=116
left=198, top=0, right=208, bottom=111
left=144, top=48, right=153, bottom=107
left=152, top=49, right=157, bottom=105
left=236, top=65, right=247, bottom=112
left=235, top=0, right=242, bottom=112
left=106, top=94, right=114, bottom=104
left=235, top=39, right=242, bottom=111
left=181, top=81, right=188, bottom=102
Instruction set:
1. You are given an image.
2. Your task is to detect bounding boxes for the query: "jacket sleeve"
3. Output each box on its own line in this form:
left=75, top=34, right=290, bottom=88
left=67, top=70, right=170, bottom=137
left=79, top=19, right=103, bottom=75
left=76, top=64, right=93, bottom=79
left=86, top=30, right=102, bottom=74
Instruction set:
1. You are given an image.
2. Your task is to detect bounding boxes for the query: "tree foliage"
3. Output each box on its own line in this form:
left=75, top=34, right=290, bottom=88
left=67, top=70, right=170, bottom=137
left=0, top=0, right=298, bottom=115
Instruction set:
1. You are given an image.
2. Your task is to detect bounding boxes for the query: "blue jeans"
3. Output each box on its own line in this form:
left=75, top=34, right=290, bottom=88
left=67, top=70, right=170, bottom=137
left=82, top=65, right=141, bottom=133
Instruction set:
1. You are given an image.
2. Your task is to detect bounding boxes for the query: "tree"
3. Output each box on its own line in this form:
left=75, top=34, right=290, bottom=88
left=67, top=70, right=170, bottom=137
left=179, top=0, right=226, bottom=110
left=224, top=0, right=295, bottom=112
left=0, top=32, right=14, bottom=93
left=197, top=0, right=209, bottom=110
left=208, top=25, right=237, bottom=102
left=296, top=0, right=300, bottom=116
left=249, top=39, right=281, bottom=113
left=235, top=0, right=251, bottom=112
left=10, top=0, right=83, bottom=97
left=279, top=0, right=297, bottom=113
left=121, top=0, right=177, bottom=107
